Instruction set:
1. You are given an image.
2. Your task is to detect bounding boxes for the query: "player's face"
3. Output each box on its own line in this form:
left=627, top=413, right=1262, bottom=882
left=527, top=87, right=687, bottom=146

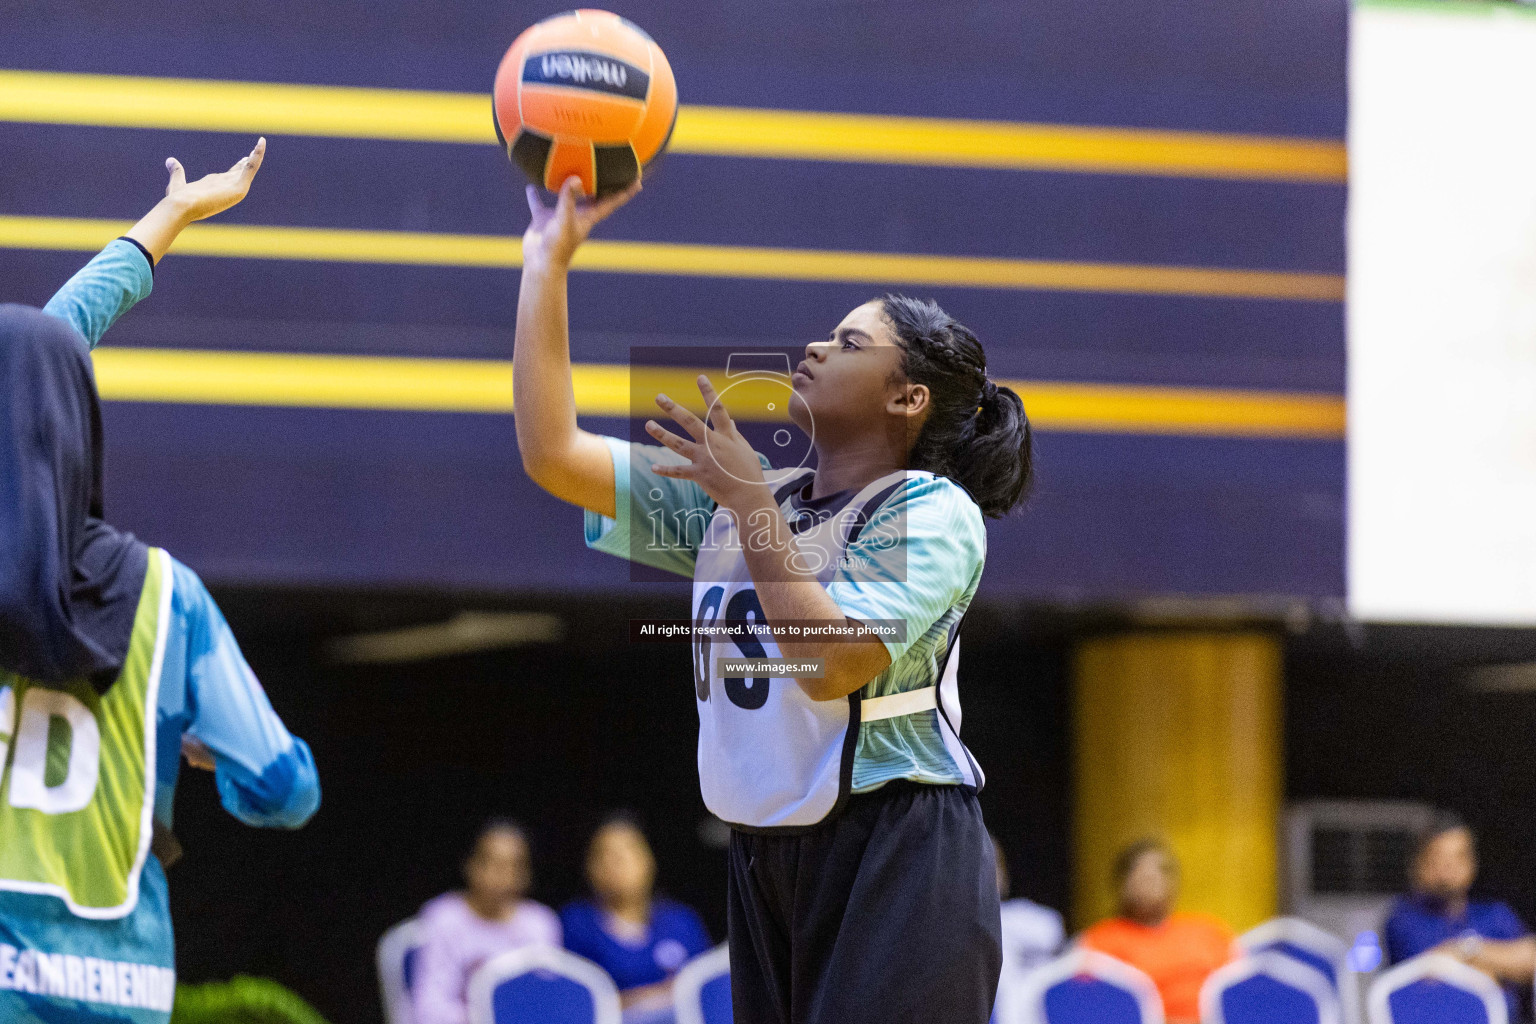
left=587, top=823, right=656, bottom=903
left=465, top=828, right=532, bottom=905
left=1413, top=827, right=1477, bottom=902
left=789, top=301, right=915, bottom=441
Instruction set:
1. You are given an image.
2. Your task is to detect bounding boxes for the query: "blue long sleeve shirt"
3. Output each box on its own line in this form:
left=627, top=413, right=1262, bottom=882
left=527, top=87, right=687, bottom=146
left=0, top=240, right=320, bottom=1024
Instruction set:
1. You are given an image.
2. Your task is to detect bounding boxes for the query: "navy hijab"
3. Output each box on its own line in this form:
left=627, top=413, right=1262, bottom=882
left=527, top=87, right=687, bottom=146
left=0, top=303, right=148, bottom=689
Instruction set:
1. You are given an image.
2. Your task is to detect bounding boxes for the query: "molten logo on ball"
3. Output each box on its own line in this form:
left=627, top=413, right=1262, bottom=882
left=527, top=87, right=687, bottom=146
left=523, top=50, right=650, bottom=100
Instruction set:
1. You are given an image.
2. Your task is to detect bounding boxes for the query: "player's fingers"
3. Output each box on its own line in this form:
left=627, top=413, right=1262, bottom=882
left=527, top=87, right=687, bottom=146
left=181, top=736, right=216, bottom=772
left=650, top=462, right=697, bottom=480
left=526, top=184, right=544, bottom=219
left=656, top=392, right=707, bottom=441
left=590, top=179, right=642, bottom=221
left=165, top=158, right=186, bottom=194
left=555, top=176, right=583, bottom=220
left=645, top=419, right=699, bottom=459
left=241, top=137, right=266, bottom=179
left=697, top=375, right=735, bottom=432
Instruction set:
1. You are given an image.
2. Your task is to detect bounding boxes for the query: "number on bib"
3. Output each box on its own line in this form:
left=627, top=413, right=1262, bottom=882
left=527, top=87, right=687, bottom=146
left=693, top=586, right=724, bottom=701
left=723, top=589, right=770, bottom=710
left=692, top=587, right=773, bottom=709
left=0, top=685, right=102, bottom=814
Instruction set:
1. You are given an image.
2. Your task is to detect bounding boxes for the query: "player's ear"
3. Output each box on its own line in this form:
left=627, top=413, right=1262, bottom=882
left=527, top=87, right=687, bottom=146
left=888, top=381, right=929, bottom=419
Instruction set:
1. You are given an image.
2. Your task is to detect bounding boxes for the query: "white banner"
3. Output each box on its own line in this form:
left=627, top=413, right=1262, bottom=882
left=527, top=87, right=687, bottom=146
left=1348, top=0, right=1536, bottom=623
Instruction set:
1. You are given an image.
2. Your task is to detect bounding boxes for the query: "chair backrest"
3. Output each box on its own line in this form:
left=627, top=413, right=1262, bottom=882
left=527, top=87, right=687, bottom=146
left=1367, top=953, right=1508, bottom=1024
left=377, top=917, right=423, bottom=1024
left=1240, top=917, right=1361, bottom=1024
left=675, top=943, right=732, bottom=1024
left=1014, top=949, right=1166, bottom=1024
left=467, top=946, right=622, bottom=1024
left=1201, top=951, right=1343, bottom=1024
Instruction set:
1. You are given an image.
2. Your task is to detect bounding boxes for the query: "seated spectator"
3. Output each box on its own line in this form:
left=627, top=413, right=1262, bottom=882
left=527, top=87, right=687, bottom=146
left=562, top=814, right=712, bottom=1023
left=992, top=833, right=1065, bottom=1021
left=413, top=819, right=561, bottom=1024
left=1077, top=839, right=1236, bottom=1024
left=1384, top=813, right=1534, bottom=1018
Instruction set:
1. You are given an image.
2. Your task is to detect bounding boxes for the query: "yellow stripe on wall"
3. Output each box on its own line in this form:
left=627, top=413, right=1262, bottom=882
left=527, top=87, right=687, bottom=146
left=89, top=348, right=1346, bottom=439
left=677, top=106, right=1346, bottom=182
left=0, top=215, right=1345, bottom=302
left=0, top=69, right=1347, bottom=183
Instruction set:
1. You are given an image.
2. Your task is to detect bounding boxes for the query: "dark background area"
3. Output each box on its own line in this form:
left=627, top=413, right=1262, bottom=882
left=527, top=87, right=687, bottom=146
left=164, top=590, right=1536, bottom=1024
left=1286, top=625, right=1536, bottom=934
left=166, top=591, right=1074, bottom=1024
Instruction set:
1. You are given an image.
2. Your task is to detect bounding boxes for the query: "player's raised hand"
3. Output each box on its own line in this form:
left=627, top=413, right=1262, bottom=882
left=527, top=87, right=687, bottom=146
left=646, top=375, right=771, bottom=510
left=522, top=175, right=641, bottom=273
left=125, top=137, right=268, bottom=264
left=164, top=137, right=266, bottom=222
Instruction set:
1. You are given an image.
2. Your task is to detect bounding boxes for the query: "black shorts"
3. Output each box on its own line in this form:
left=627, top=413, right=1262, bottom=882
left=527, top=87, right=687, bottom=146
left=726, top=781, right=1002, bottom=1024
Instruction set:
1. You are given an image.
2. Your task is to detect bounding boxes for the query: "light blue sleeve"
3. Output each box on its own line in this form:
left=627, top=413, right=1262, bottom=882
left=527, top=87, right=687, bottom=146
left=824, top=475, right=987, bottom=665
left=40, top=238, right=155, bottom=350
left=171, top=559, right=320, bottom=829
left=583, top=435, right=719, bottom=578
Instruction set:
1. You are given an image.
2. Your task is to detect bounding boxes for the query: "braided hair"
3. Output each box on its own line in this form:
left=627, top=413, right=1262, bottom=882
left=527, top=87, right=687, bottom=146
left=878, top=295, right=1033, bottom=518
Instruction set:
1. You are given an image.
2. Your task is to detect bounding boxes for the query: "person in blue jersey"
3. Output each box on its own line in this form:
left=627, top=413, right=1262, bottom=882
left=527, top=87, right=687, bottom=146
left=0, top=138, right=320, bottom=1024
left=512, top=178, right=1033, bottom=1024
left=561, top=814, right=711, bottom=1022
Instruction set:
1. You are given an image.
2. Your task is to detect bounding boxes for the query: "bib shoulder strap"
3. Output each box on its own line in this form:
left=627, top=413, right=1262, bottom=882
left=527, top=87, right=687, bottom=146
left=771, top=469, right=816, bottom=506
left=844, top=472, right=910, bottom=546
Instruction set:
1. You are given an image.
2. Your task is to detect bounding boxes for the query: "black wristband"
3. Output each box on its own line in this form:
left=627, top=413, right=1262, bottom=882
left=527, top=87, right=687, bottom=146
left=115, top=235, right=156, bottom=277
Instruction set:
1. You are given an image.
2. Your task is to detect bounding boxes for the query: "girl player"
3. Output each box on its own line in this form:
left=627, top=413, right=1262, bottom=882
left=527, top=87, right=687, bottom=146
left=0, top=140, right=320, bottom=1024
left=514, top=177, right=1033, bottom=1024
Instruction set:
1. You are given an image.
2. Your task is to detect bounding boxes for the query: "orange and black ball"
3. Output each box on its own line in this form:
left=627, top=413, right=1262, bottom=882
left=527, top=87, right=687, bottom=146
left=493, top=10, right=678, bottom=198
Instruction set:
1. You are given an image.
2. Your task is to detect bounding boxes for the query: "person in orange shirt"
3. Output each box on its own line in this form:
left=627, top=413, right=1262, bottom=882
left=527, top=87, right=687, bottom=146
left=1077, top=839, right=1238, bottom=1024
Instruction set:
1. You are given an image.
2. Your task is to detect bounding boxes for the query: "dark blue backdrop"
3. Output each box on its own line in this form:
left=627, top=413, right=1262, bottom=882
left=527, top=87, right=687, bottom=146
left=0, top=0, right=1348, bottom=600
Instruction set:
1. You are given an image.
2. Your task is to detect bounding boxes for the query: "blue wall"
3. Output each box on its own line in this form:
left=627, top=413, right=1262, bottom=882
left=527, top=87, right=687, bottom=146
left=0, top=0, right=1348, bottom=600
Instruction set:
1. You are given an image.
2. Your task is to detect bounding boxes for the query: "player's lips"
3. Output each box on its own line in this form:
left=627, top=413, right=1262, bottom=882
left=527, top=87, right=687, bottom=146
left=792, top=362, right=814, bottom=385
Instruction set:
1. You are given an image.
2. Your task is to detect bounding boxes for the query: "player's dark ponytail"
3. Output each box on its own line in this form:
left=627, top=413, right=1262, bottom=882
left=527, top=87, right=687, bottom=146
left=879, top=295, right=1034, bottom=518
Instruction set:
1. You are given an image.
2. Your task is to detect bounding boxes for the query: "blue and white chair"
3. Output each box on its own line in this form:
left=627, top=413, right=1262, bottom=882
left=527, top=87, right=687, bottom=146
left=1014, top=948, right=1165, bottom=1024
left=467, top=945, right=622, bottom=1024
left=1366, top=953, right=1508, bottom=1024
left=1201, top=950, right=1343, bottom=1024
left=674, top=943, right=732, bottom=1024
left=378, top=917, right=424, bottom=1024
left=1240, top=917, right=1361, bottom=1024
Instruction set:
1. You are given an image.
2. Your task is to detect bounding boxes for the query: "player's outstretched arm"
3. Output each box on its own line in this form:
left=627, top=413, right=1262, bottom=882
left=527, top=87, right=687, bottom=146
left=173, top=558, right=320, bottom=830
left=42, top=139, right=267, bottom=350
left=514, top=176, right=640, bottom=518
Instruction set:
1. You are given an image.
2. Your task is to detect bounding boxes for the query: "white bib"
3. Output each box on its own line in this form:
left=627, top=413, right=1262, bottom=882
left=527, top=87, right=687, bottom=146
left=690, top=470, right=911, bottom=830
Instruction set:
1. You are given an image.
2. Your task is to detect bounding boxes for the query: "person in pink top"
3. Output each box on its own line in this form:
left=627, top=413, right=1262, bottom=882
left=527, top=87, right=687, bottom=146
left=412, top=819, right=562, bottom=1024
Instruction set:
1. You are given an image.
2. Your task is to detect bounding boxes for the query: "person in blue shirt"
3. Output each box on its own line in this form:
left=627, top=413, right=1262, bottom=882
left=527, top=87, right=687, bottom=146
left=1384, top=813, right=1535, bottom=1018
left=561, top=814, right=712, bottom=1022
left=0, top=138, right=320, bottom=1024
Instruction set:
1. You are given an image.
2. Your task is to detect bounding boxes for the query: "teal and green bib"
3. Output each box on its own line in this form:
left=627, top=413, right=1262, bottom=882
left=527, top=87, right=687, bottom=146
left=0, top=548, right=169, bottom=919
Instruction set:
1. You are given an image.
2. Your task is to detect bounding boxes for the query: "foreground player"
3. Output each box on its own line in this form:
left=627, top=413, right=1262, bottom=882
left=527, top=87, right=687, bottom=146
left=0, top=140, right=320, bottom=1024
left=513, top=178, right=1033, bottom=1023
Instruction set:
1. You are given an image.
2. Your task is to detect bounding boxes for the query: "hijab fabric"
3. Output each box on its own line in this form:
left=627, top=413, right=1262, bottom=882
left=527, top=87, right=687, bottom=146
left=0, top=303, right=148, bottom=688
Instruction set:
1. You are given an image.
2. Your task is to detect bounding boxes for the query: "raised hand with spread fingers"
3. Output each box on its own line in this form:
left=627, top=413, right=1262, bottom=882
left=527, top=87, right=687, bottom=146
left=125, top=137, right=268, bottom=264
